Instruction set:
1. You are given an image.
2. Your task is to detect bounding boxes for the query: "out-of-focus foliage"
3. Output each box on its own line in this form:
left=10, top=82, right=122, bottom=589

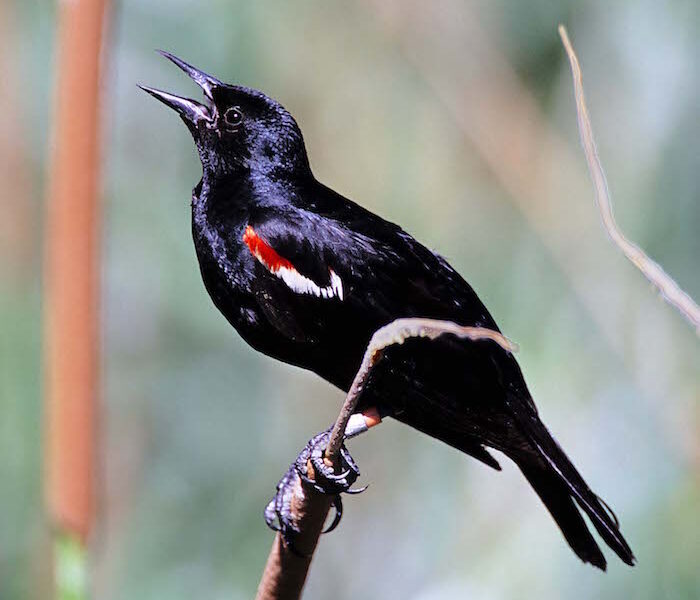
left=1, top=1, right=698, bottom=598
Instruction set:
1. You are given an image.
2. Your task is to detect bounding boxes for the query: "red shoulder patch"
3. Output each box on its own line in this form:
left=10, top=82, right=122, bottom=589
left=243, top=225, right=294, bottom=273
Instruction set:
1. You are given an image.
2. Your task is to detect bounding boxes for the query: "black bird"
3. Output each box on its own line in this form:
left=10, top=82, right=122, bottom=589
left=140, top=52, right=635, bottom=570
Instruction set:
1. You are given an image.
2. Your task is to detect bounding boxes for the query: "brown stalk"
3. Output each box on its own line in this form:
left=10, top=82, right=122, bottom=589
left=45, top=0, right=109, bottom=543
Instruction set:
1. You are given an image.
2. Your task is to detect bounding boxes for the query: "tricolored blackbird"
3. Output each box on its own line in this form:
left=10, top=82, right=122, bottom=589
left=140, top=52, right=634, bottom=569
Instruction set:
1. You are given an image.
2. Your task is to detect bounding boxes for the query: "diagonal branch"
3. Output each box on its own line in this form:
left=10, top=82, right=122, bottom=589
left=558, top=25, right=700, bottom=335
left=256, top=318, right=516, bottom=600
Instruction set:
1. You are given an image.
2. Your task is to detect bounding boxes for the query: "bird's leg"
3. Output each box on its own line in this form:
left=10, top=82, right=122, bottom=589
left=263, top=427, right=361, bottom=555
left=264, top=407, right=385, bottom=554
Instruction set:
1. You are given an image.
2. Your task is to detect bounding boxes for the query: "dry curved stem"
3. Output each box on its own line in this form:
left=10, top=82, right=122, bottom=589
left=256, top=318, right=516, bottom=600
left=558, top=25, right=700, bottom=335
left=326, top=318, right=517, bottom=458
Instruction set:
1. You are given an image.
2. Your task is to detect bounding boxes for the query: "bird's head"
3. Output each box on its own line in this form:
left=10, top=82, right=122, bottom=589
left=140, top=52, right=310, bottom=181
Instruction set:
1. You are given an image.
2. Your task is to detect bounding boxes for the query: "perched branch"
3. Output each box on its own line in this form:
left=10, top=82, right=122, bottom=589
left=558, top=25, right=700, bottom=335
left=255, top=476, right=335, bottom=600
left=256, top=318, right=516, bottom=600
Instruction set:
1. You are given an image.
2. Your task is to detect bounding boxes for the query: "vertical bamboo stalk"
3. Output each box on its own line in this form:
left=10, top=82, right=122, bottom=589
left=45, top=0, right=108, bottom=546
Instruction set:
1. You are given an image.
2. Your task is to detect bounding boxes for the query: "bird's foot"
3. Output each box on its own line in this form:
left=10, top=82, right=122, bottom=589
left=297, top=429, right=365, bottom=495
left=264, top=428, right=366, bottom=554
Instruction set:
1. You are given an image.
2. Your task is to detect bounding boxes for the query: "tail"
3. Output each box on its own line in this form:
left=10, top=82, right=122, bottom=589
left=519, top=462, right=609, bottom=569
left=509, top=401, right=635, bottom=569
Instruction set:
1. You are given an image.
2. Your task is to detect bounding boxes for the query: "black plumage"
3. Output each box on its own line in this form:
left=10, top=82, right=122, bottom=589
left=140, top=52, right=634, bottom=570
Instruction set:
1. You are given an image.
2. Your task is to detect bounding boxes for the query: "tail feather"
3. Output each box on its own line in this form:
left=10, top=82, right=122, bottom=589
left=507, top=395, right=636, bottom=567
left=530, top=434, right=635, bottom=567
left=519, top=463, right=607, bottom=570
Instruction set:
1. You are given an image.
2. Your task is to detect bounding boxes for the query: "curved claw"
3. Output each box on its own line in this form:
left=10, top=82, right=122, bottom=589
left=322, top=495, right=344, bottom=534
left=310, top=459, right=352, bottom=482
left=264, top=499, right=281, bottom=531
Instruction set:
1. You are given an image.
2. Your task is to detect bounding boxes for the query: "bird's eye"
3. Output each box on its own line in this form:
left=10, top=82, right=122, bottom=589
left=223, top=106, right=244, bottom=128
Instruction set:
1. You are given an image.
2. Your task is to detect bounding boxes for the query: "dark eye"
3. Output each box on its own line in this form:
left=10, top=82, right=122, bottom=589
left=223, top=106, right=244, bottom=128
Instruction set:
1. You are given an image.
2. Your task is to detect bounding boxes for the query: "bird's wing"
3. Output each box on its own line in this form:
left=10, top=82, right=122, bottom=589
left=242, top=206, right=524, bottom=405
left=244, top=207, right=496, bottom=325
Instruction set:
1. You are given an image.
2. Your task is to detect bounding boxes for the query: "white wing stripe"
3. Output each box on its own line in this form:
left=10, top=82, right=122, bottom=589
left=274, top=265, right=344, bottom=300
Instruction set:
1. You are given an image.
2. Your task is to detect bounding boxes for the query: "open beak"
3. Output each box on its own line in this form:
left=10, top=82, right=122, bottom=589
left=138, top=51, right=223, bottom=124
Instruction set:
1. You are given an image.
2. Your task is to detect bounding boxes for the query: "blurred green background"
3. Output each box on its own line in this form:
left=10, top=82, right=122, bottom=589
left=1, top=0, right=698, bottom=598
